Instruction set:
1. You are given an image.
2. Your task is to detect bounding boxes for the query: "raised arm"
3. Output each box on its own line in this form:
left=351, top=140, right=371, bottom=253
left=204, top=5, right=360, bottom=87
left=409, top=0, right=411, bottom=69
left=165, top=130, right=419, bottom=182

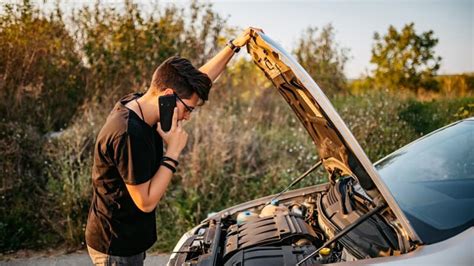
left=199, top=27, right=263, bottom=82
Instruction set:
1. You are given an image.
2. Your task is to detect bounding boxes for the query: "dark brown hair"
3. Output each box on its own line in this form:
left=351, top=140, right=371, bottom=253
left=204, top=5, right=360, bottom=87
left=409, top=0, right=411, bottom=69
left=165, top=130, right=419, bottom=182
left=150, top=56, right=212, bottom=104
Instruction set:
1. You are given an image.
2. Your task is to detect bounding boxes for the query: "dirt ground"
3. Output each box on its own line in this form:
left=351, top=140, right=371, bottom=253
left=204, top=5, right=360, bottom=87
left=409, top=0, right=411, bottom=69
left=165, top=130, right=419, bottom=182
left=0, top=249, right=170, bottom=266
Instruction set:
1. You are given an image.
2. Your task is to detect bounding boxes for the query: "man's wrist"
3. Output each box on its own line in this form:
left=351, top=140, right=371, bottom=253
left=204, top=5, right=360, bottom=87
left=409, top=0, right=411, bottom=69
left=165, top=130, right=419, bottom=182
left=160, top=161, right=177, bottom=173
left=226, top=39, right=241, bottom=53
left=164, top=151, right=179, bottom=161
left=162, top=156, right=179, bottom=167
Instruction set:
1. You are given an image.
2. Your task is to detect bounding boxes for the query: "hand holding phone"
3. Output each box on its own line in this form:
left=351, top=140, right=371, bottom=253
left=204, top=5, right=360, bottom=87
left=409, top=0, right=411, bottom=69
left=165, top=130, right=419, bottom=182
left=159, top=94, right=176, bottom=132
left=156, top=105, right=189, bottom=159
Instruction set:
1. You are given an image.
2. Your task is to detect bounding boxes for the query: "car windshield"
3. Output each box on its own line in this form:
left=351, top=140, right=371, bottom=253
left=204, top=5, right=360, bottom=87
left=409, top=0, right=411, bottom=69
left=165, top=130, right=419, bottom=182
left=375, top=120, right=474, bottom=244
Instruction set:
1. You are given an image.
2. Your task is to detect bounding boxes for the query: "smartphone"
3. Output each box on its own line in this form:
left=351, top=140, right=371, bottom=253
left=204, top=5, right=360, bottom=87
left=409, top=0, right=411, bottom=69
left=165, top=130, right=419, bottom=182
left=159, top=94, right=176, bottom=132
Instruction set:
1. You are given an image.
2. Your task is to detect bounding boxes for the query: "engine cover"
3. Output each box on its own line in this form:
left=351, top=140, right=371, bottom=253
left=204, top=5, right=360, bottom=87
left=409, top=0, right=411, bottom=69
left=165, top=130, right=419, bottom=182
left=224, top=245, right=318, bottom=266
left=223, top=213, right=319, bottom=259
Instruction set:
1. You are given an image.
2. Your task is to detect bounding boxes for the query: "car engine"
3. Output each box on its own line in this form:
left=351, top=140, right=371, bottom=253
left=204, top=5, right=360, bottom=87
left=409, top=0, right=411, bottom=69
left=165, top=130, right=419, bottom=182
left=169, top=194, right=342, bottom=265
left=168, top=179, right=403, bottom=265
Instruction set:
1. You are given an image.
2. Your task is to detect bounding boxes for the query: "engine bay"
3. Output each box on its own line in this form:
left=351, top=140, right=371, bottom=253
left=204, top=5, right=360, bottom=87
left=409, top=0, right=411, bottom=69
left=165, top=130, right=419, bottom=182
left=168, top=178, right=408, bottom=266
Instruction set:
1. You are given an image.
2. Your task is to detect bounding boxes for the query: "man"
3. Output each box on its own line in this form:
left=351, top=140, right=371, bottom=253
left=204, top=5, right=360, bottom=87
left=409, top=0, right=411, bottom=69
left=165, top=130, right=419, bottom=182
left=85, top=27, right=262, bottom=265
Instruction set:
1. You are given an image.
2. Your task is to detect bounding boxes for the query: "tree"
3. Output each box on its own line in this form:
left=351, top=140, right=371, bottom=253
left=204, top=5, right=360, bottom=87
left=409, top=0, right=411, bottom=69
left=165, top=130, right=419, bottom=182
left=72, top=0, right=225, bottom=104
left=370, top=22, right=441, bottom=92
left=294, top=24, right=349, bottom=96
left=0, top=0, right=86, bottom=132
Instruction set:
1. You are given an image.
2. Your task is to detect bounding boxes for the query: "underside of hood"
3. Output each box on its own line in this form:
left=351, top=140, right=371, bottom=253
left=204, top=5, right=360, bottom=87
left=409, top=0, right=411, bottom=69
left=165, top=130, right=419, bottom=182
left=246, top=31, right=420, bottom=242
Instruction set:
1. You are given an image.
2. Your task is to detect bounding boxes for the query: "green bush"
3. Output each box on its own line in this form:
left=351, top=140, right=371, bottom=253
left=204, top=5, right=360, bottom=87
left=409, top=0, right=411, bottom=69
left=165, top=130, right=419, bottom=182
left=333, top=90, right=421, bottom=161
left=400, top=97, right=474, bottom=135
left=0, top=1, right=86, bottom=133
left=0, top=121, right=53, bottom=251
left=41, top=104, right=106, bottom=249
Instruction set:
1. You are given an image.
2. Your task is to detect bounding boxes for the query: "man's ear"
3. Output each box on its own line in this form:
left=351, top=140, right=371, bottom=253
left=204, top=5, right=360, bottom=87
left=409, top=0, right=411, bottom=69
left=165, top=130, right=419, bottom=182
left=197, top=98, right=205, bottom=107
left=163, top=88, right=174, bottom=95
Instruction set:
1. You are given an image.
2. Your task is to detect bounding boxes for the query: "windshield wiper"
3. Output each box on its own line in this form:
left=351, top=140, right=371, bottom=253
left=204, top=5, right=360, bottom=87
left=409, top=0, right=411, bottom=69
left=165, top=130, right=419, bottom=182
left=268, top=160, right=323, bottom=204
left=296, top=203, right=387, bottom=265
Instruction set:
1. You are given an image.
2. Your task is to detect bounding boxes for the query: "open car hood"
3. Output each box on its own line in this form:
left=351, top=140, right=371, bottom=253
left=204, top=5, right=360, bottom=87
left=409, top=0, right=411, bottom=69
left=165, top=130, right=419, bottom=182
left=246, top=31, right=420, bottom=242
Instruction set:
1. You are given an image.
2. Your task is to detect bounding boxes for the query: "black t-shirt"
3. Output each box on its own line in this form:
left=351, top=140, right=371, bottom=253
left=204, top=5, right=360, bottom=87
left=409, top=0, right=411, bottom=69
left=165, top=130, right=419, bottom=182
left=85, top=93, right=163, bottom=256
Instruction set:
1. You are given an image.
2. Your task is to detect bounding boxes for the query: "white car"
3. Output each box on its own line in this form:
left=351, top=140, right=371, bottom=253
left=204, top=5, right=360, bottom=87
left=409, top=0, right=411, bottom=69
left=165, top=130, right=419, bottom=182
left=167, top=32, right=474, bottom=265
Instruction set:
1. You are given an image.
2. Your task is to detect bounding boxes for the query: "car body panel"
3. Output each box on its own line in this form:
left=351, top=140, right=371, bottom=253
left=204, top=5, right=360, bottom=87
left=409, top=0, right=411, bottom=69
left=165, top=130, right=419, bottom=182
left=246, top=31, right=420, bottom=243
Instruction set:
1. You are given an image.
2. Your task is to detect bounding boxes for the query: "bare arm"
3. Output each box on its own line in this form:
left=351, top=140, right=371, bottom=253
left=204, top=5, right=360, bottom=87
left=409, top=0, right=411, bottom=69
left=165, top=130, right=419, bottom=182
left=125, top=151, right=177, bottom=212
left=199, top=46, right=235, bottom=82
left=199, top=27, right=263, bottom=82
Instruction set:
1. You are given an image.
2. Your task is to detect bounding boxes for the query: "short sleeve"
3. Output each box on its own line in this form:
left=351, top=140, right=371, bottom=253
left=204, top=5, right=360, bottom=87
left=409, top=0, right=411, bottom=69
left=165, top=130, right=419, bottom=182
left=113, top=133, right=153, bottom=185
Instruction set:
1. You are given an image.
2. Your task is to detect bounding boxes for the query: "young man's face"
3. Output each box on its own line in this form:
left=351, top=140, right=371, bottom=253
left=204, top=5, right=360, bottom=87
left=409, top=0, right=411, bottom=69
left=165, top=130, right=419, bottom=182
left=175, top=92, right=200, bottom=121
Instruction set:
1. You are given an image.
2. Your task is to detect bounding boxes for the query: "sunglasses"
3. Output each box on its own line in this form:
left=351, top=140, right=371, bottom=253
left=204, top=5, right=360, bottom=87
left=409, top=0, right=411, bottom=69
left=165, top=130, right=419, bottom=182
left=174, top=93, right=195, bottom=113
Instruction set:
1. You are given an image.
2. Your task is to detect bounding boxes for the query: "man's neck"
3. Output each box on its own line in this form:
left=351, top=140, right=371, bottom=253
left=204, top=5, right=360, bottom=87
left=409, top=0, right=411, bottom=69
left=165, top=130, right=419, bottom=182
left=126, top=94, right=159, bottom=126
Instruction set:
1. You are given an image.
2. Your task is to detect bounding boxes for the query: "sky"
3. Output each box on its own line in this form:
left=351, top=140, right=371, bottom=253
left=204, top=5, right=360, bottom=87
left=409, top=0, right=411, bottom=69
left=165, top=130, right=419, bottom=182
left=6, top=0, right=473, bottom=79
left=208, top=0, right=473, bottom=79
